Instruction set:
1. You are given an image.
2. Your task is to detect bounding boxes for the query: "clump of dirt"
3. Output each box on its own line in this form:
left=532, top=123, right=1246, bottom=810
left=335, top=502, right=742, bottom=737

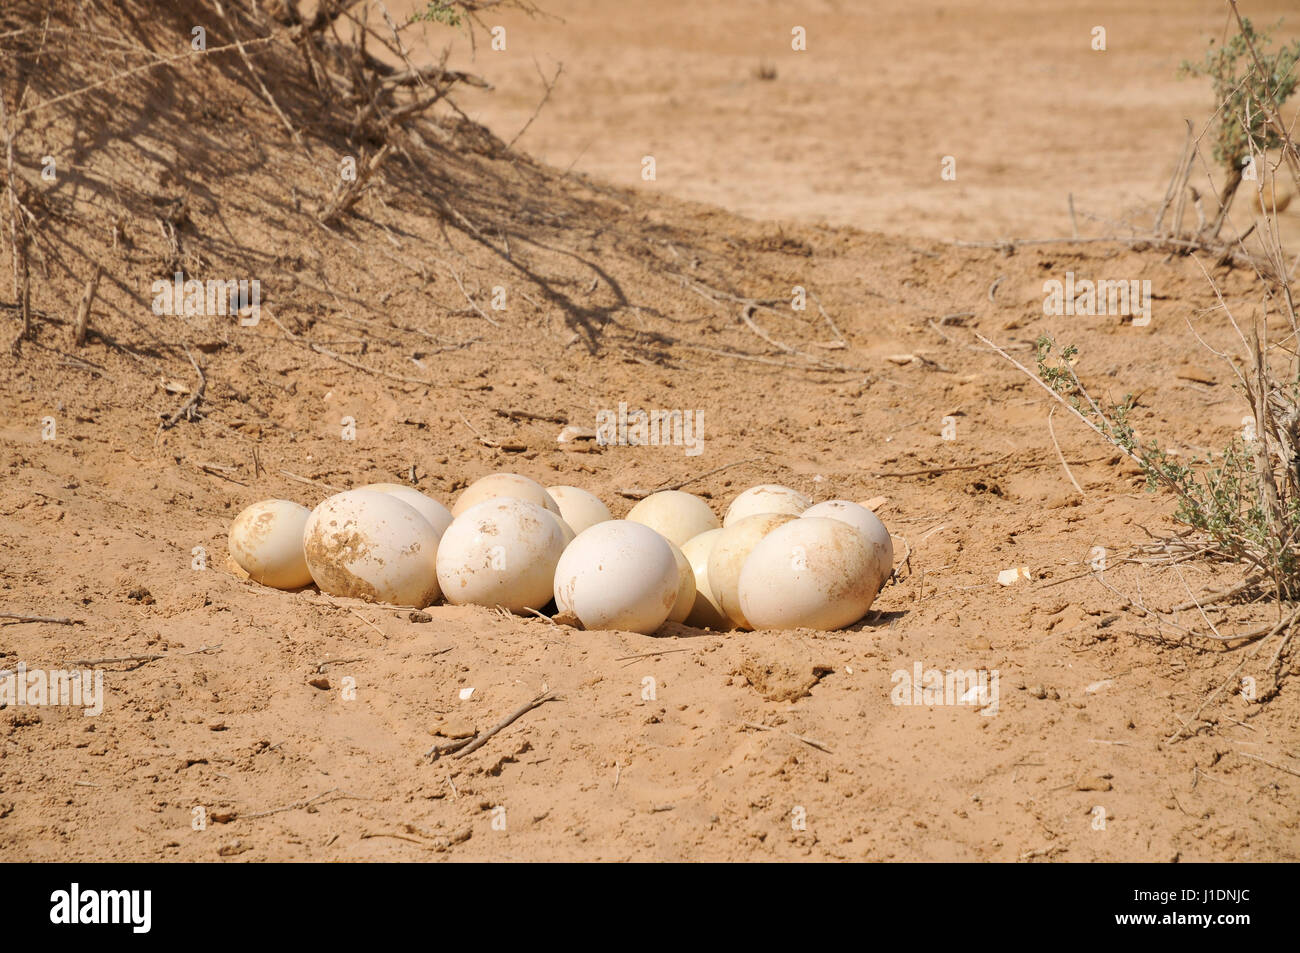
left=737, top=657, right=834, bottom=703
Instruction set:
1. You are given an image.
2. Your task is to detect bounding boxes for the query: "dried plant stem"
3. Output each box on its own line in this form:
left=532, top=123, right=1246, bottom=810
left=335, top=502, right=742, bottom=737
left=0, top=89, right=28, bottom=348
left=1167, top=608, right=1300, bottom=743
left=72, top=264, right=102, bottom=347
left=1047, top=407, right=1085, bottom=498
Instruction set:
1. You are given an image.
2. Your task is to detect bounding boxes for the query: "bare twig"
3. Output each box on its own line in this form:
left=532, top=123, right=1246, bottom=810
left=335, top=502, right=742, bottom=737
left=243, top=786, right=363, bottom=821
left=1048, top=407, right=1085, bottom=498
left=426, top=690, right=560, bottom=760
left=71, top=265, right=102, bottom=348
left=157, top=345, right=206, bottom=435
left=0, top=88, right=28, bottom=348
left=319, top=144, right=392, bottom=226
left=68, top=644, right=222, bottom=667
left=279, top=469, right=344, bottom=492
left=871, top=453, right=1015, bottom=479
left=742, top=721, right=833, bottom=754
left=1236, top=750, right=1300, bottom=779
left=13, top=37, right=279, bottom=121
left=0, top=612, right=82, bottom=625
left=617, top=458, right=761, bottom=499
left=1167, top=608, right=1300, bottom=743
left=507, top=60, right=562, bottom=150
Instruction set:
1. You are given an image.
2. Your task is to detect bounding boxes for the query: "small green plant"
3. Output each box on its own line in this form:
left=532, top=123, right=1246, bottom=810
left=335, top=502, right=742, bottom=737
left=411, top=2, right=464, bottom=28
left=1177, top=16, right=1300, bottom=237
left=1035, top=335, right=1300, bottom=597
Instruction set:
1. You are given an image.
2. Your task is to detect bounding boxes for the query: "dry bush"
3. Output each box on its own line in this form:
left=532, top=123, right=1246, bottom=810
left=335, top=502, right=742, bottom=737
left=995, top=6, right=1300, bottom=692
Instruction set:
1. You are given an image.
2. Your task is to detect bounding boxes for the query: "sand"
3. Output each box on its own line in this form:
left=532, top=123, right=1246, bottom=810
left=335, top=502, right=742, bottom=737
left=0, top=0, right=1297, bottom=861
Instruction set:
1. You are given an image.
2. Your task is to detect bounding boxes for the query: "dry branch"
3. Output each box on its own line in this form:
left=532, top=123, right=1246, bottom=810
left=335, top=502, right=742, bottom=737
left=425, top=689, right=559, bottom=760
left=156, top=345, right=206, bottom=436
left=0, top=612, right=82, bottom=625
left=71, top=265, right=102, bottom=348
left=319, top=144, right=392, bottom=226
left=0, top=88, right=29, bottom=349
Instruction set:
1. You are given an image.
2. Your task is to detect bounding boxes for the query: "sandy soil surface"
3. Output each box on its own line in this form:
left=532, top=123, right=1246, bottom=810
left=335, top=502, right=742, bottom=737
left=0, top=0, right=1298, bottom=861
left=435, top=0, right=1300, bottom=240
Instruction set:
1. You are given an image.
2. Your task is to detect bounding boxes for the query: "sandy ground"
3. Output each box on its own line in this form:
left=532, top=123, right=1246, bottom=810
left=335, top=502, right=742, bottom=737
left=0, top=0, right=1298, bottom=861
left=434, top=0, right=1300, bottom=240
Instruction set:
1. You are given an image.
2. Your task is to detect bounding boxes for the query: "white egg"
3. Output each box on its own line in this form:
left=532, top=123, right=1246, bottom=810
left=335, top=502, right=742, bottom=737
left=553, top=520, right=678, bottom=634
left=363, top=484, right=454, bottom=539
left=452, top=472, right=560, bottom=518
left=802, top=499, right=894, bottom=585
left=680, top=528, right=731, bottom=630
left=228, top=499, right=313, bottom=590
left=706, top=513, right=796, bottom=628
left=436, top=498, right=567, bottom=613
left=723, top=484, right=812, bottom=527
left=546, top=485, right=612, bottom=535
left=303, top=490, right=441, bottom=607
left=626, top=490, right=720, bottom=547
left=738, top=517, right=882, bottom=630
left=664, top=538, right=697, bottom=624
left=546, top=510, right=577, bottom=547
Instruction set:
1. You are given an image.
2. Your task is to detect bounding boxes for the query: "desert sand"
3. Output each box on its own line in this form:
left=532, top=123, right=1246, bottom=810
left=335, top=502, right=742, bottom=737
left=0, top=0, right=1297, bottom=861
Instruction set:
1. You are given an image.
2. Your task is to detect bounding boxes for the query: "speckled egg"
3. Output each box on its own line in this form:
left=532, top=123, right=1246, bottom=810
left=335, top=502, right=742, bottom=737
left=302, top=490, right=441, bottom=606
left=722, top=484, right=811, bottom=527
left=738, top=517, right=882, bottom=631
left=228, top=499, right=313, bottom=590
left=706, top=512, right=796, bottom=628
left=452, top=473, right=560, bottom=518
left=436, top=498, right=567, bottom=613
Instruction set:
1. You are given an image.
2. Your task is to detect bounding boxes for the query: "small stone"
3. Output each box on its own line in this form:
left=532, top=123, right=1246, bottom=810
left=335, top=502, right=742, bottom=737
left=998, top=566, right=1031, bottom=586
left=408, top=611, right=432, bottom=623
left=434, top=719, right=475, bottom=740
left=1029, top=684, right=1047, bottom=699
left=1176, top=364, right=1216, bottom=385
left=308, top=676, right=331, bottom=690
left=1075, top=776, right=1113, bottom=792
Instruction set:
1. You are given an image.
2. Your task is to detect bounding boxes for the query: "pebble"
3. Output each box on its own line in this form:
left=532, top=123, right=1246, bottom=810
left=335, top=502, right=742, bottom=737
left=433, top=719, right=475, bottom=740
left=1075, top=776, right=1113, bottom=792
